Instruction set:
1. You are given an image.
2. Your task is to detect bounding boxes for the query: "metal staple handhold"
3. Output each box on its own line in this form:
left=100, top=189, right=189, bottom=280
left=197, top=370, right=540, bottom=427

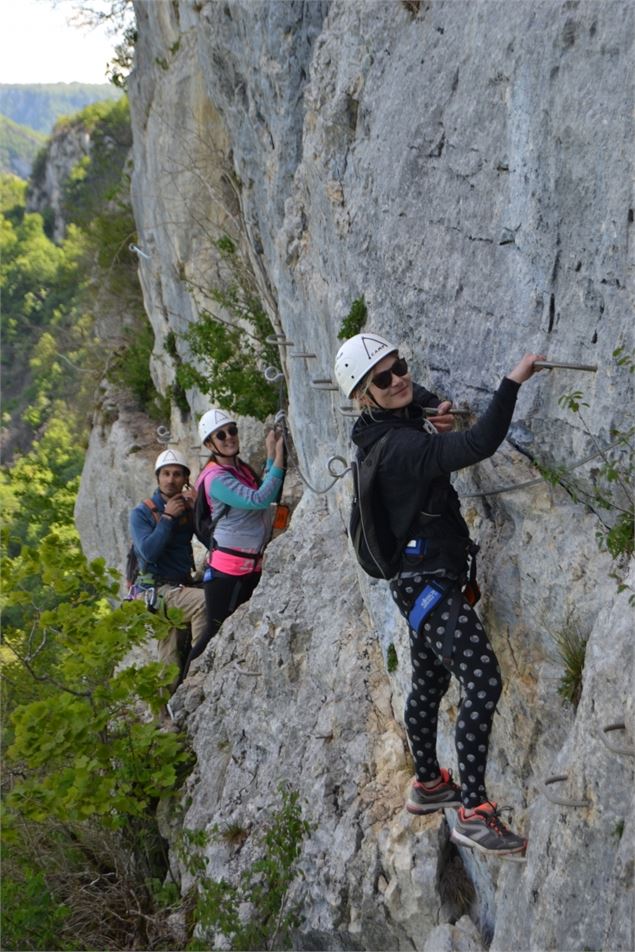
left=533, top=360, right=598, bottom=372
left=264, top=366, right=285, bottom=383
left=338, top=406, right=358, bottom=417
left=422, top=407, right=472, bottom=417
left=129, top=243, right=151, bottom=259
left=599, top=722, right=635, bottom=758
left=289, top=352, right=318, bottom=359
left=311, top=377, right=340, bottom=391
left=233, top=662, right=260, bottom=677
left=542, top=774, right=591, bottom=808
left=265, top=334, right=295, bottom=346
left=326, top=455, right=351, bottom=479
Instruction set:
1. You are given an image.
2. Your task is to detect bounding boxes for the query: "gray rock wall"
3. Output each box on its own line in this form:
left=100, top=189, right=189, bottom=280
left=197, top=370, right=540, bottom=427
left=78, top=1, right=634, bottom=948
left=26, top=119, right=91, bottom=241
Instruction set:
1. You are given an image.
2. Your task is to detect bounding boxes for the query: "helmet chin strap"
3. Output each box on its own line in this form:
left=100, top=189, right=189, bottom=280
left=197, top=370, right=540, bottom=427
left=210, top=438, right=237, bottom=459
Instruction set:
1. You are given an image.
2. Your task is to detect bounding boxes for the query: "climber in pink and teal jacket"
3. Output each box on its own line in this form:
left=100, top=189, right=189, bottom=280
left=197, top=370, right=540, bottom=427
left=180, top=407, right=285, bottom=679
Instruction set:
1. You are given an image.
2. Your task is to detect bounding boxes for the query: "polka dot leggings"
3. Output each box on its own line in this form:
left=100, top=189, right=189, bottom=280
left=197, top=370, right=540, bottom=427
left=391, top=578, right=502, bottom=808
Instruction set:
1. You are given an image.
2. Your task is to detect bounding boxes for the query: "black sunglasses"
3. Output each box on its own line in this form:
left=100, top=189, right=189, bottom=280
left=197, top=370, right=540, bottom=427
left=214, top=424, right=238, bottom=441
left=371, top=356, right=409, bottom=390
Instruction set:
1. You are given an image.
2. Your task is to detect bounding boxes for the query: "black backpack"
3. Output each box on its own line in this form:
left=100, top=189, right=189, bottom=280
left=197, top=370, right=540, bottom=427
left=125, top=498, right=160, bottom=591
left=349, top=433, right=406, bottom=580
left=193, top=461, right=262, bottom=549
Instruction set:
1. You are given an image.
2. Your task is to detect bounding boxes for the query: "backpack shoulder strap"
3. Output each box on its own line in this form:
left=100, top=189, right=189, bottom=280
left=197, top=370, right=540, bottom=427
left=143, top=498, right=162, bottom=523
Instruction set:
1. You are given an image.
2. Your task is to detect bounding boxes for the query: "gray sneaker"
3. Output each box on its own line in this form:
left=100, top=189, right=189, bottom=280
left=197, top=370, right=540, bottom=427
left=406, top=768, right=462, bottom=814
left=450, top=802, right=527, bottom=859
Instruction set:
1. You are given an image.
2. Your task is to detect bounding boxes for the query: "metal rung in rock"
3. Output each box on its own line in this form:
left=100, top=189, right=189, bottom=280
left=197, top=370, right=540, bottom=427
left=533, top=360, right=598, bottom=372
left=289, top=352, right=318, bottom=358
left=311, top=378, right=339, bottom=391
left=600, top=722, right=635, bottom=758
left=542, top=774, right=591, bottom=808
left=265, top=334, right=295, bottom=347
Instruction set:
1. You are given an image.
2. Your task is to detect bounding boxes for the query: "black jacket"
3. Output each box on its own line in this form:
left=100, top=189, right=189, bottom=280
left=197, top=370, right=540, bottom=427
left=350, top=377, right=521, bottom=572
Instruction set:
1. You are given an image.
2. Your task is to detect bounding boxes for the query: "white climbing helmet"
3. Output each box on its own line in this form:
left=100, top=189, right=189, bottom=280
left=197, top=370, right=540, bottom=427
left=198, top=408, right=237, bottom=444
left=154, top=448, right=191, bottom=475
left=334, top=333, right=398, bottom=397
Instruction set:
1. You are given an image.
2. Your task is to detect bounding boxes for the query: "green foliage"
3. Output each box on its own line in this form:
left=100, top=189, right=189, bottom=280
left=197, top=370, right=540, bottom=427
left=386, top=643, right=398, bottom=673
left=0, top=83, right=198, bottom=951
left=182, top=786, right=313, bottom=951
left=176, top=236, right=280, bottom=420
left=556, top=367, right=634, bottom=569
left=0, top=371, right=192, bottom=950
left=0, top=413, right=84, bottom=560
left=61, top=97, right=132, bottom=232
left=0, top=186, right=86, bottom=447
left=551, top=615, right=588, bottom=708
left=337, top=296, right=367, bottom=341
left=0, top=115, right=46, bottom=179
left=1, top=521, right=194, bottom=949
left=1, top=95, right=160, bottom=452
left=613, top=345, right=635, bottom=373
left=108, top=25, right=138, bottom=89
left=2, top=533, right=192, bottom=818
left=109, top=319, right=170, bottom=421
left=0, top=172, right=27, bottom=212
left=1, top=867, right=70, bottom=952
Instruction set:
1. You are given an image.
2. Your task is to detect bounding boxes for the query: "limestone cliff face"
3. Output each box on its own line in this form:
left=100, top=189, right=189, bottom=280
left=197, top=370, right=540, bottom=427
left=26, top=119, right=91, bottom=242
left=79, top=1, right=634, bottom=948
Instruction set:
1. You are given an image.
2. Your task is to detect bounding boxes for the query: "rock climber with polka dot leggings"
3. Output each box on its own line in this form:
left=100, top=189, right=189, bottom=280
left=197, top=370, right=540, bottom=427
left=334, top=330, right=547, bottom=859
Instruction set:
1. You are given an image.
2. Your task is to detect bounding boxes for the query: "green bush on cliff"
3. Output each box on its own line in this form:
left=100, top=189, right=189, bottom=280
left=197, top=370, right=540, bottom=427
left=175, top=236, right=281, bottom=420
left=183, top=786, right=313, bottom=951
left=1, top=486, right=193, bottom=949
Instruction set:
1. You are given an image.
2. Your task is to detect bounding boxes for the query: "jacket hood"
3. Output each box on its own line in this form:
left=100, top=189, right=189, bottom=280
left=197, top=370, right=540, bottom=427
left=351, top=383, right=439, bottom=452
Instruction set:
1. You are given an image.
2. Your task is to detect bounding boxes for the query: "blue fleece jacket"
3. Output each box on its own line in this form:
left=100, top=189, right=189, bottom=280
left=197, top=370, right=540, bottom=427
left=129, top=488, right=194, bottom=582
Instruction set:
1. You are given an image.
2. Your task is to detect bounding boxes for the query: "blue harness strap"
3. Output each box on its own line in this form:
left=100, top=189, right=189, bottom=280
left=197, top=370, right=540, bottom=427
left=408, top=579, right=463, bottom=669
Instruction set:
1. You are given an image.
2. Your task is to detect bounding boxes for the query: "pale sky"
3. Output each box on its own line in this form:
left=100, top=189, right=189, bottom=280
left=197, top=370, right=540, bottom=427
left=0, top=0, right=117, bottom=84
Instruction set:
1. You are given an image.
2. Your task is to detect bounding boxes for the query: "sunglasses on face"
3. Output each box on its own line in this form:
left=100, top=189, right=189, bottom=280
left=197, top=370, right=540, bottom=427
left=213, top=424, right=238, bottom=441
left=370, top=356, right=409, bottom=390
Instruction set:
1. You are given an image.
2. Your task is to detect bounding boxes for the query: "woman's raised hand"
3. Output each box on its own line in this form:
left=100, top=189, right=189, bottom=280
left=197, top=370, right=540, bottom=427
left=429, top=400, right=455, bottom=433
left=265, top=427, right=285, bottom=467
left=273, top=430, right=285, bottom=468
left=265, top=427, right=277, bottom=458
left=507, top=354, right=548, bottom=384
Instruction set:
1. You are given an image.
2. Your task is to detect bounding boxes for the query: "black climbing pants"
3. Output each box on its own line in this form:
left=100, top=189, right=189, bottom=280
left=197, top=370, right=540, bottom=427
left=181, top=569, right=261, bottom=681
left=391, top=577, right=502, bottom=808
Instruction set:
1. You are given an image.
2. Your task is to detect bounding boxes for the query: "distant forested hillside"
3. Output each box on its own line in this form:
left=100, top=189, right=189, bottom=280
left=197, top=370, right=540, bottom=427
left=0, top=83, right=120, bottom=135
left=0, top=115, right=46, bottom=178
